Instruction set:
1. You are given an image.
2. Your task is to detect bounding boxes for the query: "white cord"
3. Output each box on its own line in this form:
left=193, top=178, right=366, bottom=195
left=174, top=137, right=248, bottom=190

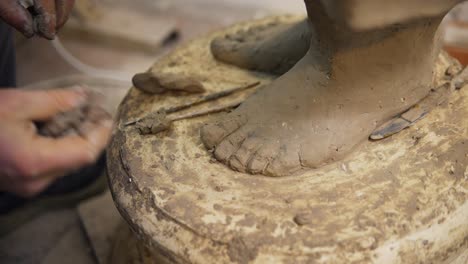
left=51, top=37, right=131, bottom=84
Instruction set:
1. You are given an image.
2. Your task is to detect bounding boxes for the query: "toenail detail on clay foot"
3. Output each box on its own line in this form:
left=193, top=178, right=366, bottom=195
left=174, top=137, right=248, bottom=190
left=213, top=128, right=248, bottom=163
left=247, top=141, right=280, bottom=175
left=200, top=116, right=246, bottom=150
left=265, top=145, right=302, bottom=176
left=229, top=136, right=264, bottom=173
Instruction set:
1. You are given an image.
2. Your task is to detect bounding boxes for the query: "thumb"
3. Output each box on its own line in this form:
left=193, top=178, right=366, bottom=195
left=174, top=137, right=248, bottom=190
left=55, top=0, right=75, bottom=30
left=32, top=119, right=113, bottom=176
left=16, top=88, right=88, bottom=121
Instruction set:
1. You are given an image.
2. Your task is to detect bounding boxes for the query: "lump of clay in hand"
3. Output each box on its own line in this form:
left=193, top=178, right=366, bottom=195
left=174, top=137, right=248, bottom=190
left=136, top=111, right=171, bottom=135
left=132, top=71, right=206, bottom=94
left=38, top=90, right=111, bottom=138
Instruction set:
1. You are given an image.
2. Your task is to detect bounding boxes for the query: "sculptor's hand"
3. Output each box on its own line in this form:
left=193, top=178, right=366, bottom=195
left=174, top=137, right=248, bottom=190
left=0, top=89, right=112, bottom=197
left=0, top=0, right=75, bottom=39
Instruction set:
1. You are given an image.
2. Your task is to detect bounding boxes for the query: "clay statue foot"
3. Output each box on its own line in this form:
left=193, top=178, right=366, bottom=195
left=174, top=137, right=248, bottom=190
left=201, top=57, right=428, bottom=176
left=202, top=60, right=374, bottom=176
left=202, top=6, right=445, bottom=176
left=211, top=19, right=310, bottom=75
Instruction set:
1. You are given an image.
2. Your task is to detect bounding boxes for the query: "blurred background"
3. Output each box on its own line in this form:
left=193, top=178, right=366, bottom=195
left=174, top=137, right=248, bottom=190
left=14, top=0, right=468, bottom=88
left=15, top=0, right=304, bottom=87
left=2, top=1, right=468, bottom=264
left=444, top=3, right=468, bottom=65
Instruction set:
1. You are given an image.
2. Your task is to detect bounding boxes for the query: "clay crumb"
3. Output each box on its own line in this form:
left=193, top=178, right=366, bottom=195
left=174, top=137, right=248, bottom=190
left=135, top=111, right=171, bottom=135
left=448, top=165, right=455, bottom=175
left=214, top=186, right=224, bottom=192
left=293, top=212, right=313, bottom=226
left=227, top=237, right=257, bottom=264
left=358, top=237, right=377, bottom=250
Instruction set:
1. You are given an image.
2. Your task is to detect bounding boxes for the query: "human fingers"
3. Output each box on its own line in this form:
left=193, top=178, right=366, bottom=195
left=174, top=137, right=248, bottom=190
left=0, top=88, right=88, bottom=121
left=54, top=0, right=74, bottom=30
left=0, top=0, right=34, bottom=37
left=33, top=0, right=57, bottom=39
left=29, top=119, right=112, bottom=176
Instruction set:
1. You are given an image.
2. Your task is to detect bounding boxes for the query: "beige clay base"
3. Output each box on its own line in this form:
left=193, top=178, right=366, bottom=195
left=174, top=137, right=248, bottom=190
left=108, top=16, right=468, bottom=263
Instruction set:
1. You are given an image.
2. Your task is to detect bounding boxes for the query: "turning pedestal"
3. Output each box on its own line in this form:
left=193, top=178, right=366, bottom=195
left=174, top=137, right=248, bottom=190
left=108, top=16, right=468, bottom=264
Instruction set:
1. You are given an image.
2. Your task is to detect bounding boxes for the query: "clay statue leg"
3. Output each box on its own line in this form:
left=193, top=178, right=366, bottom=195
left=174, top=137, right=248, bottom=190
left=201, top=0, right=464, bottom=177
left=211, top=0, right=463, bottom=75
left=211, top=19, right=310, bottom=75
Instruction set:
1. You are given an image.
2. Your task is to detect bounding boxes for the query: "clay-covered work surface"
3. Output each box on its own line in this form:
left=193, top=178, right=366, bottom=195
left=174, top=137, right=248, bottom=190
left=108, top=16, right=468, bottom=263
